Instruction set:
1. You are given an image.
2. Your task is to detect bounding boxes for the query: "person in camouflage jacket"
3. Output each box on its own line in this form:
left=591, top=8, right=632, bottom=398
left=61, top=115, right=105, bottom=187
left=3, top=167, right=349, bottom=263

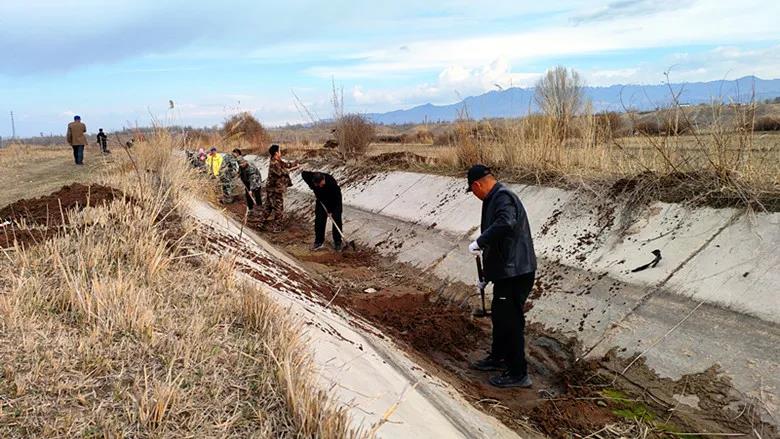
left=219, top=152, right=239, bottom=203
left=262, top=144, right=298, bottom=231
left=232, top=149, right=263, bottom=211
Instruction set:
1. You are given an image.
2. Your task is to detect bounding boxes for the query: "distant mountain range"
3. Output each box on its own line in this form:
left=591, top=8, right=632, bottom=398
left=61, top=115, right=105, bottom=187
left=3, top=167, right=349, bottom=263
left=367, top=76, right=780, bottom=125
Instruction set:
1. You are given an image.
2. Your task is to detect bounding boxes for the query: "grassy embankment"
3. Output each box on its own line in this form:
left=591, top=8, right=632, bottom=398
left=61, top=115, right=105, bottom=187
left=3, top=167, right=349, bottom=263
left=0, top=138, right=364, bottom=438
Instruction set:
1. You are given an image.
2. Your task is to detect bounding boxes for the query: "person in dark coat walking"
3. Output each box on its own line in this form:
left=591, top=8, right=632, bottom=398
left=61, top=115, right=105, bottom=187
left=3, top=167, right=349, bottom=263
left=96, top=128, right=109, bottom=153
left=301, top=171, right=343, bottom=251
left=466, top=164, right=537, bottom=388
left=66, top=115, right=87, bottom=165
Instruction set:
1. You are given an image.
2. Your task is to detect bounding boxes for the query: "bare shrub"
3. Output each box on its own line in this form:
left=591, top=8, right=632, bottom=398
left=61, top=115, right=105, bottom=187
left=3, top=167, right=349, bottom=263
left=375, top=134, right=404, bottom=143
left=413, top=128, right=434, bottom=144
left=335, top=114, right=376, bottom=156
left=634, top=120, right=662, bottom=135
left=632, top=115, right=693, bottom=136
left=534, top=66, right=585, bottom=140
left=594, top=112, right=624, bottom=138
left=434, top=130, right=456, bottom=146
left=329, top=80, right=375, bottom=156
left=222, top=112, right=271, bottom=147
left=754, top=116, right=780, bottom=131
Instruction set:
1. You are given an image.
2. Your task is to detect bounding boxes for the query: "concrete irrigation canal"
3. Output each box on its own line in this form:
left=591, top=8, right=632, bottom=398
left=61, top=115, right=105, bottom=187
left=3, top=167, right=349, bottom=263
left=191, top=154, right=779, bottom=438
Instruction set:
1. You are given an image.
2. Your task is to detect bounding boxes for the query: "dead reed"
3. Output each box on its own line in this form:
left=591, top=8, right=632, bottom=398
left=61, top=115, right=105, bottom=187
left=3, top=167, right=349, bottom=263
left=0, top=133, right=364, bottom=438
left=446, top=100, right=779, bottom=210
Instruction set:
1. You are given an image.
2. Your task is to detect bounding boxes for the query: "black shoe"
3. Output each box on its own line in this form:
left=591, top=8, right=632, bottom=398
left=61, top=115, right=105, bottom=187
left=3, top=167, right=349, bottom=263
left=334, top=242, right=343, bottom=252
left=470, top=356, right=506, bottom=371
left=310, top=242, right=325, bottom=251
left=489, top=372, right=532, bottom=389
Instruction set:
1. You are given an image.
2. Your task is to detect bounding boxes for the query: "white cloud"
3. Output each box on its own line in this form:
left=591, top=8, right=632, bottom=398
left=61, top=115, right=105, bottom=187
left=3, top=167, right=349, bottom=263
left=307, top=0, right=779, bottom=80
left=347, top=58, right=539, bottom=110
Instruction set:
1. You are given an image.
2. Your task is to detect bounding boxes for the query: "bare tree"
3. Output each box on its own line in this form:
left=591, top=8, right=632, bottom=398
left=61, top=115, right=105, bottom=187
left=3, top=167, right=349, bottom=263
left=331, top=78, right=375, bottom=156
left=534, top=66, right=585, bottom=140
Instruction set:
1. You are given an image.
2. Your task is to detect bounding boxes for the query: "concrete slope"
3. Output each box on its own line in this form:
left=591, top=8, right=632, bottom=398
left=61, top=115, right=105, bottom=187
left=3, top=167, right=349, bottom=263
left=245, top=155, right=780, bottom=425
left=187, top=198, right=523, bottom=439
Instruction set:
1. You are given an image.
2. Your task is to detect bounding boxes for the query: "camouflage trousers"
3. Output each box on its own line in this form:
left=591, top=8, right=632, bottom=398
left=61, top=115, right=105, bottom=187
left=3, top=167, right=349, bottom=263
left=262, top=191, right=284, bottom=226
left=220, top=172, right=236, bottom=202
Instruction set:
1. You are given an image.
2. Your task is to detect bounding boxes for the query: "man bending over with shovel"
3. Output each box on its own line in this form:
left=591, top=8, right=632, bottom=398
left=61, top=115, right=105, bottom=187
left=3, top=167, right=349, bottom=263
left=466, top=164, right=537, bottom=389
left=301, top=171, right=343, bottom=251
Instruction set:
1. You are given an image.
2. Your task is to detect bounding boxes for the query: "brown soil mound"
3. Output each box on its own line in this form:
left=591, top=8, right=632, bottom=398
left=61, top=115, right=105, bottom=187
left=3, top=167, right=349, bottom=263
left=1, top=183, right=125, bottom=249
left=350, top=291, right=480, bottom=360
left=0, top=183, right=121, bottom=227
left=364, top=151, right=433, bottom=167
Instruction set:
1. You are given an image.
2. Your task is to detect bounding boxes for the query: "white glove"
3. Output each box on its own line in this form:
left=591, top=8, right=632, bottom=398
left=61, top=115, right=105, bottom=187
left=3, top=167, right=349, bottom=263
left=477, top=279, right=488, bottom=290
left=468, top=240, right=482, bottom=255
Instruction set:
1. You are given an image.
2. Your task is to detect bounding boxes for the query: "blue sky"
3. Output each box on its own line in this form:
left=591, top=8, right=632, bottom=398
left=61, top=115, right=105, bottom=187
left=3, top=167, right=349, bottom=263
left=1, top=0, right=779, bottom=137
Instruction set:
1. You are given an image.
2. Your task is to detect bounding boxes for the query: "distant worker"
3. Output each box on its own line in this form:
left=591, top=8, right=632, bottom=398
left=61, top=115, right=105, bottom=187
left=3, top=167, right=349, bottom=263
left=219, top=151, right=239, bottom=204
left=66, top=115, right=87, bottom=165
left=185, top=148, right=206, bottom=170
left=466, top=164, right=537, bottom=389
left=205, top=147, right=223, bottom=177
left=301, top=171, right=343, bottom=251
left=262, top=144, right=299, bottom=232
left=96, top=128, right=109, bottom=154
left=232, top=149, right=263, bottom=212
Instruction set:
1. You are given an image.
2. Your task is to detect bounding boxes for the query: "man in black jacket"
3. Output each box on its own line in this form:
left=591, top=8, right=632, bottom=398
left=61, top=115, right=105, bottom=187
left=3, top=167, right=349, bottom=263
left=96, top=128, right=109, bottom=153
left=466, top=164, right=537, bottom=388
left=301, top=171, right=343, bottom=251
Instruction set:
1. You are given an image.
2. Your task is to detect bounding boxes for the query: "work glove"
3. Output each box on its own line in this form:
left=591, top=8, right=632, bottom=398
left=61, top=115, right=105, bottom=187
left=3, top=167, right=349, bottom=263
left=477, top=279, right=488, bottom=290
left=468, top=240, right=482, bottom=255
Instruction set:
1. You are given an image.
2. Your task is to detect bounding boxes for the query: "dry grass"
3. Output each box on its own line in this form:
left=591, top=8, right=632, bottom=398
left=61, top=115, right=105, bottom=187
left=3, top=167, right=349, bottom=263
left=222, top=112, right=272, bottom=148
left=0, top=134, right=364, bottom=438
left=441, top=101, right=780, bottom=210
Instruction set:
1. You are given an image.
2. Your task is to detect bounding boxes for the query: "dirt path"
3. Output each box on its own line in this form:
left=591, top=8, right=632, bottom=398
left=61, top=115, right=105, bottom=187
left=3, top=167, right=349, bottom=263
left=0, top=148, right=109, bottom=207
left=221, top=199, right=776, bottom=438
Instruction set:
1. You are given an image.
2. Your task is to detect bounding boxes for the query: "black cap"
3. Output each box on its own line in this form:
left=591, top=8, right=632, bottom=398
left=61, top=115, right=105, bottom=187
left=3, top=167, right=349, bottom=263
left=268, top=144, right=280, bottom=156
left=466, top=164, right=491, bottom=192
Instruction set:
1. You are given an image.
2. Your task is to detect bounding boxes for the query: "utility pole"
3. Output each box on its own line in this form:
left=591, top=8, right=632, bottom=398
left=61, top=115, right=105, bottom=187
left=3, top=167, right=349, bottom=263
left=10, top=111, right=16, bottom=139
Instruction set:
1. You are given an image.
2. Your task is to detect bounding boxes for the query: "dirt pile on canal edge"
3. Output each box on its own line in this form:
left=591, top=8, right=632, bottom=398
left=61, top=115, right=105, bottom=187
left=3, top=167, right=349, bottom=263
left=0, top=183, right=121, bottom=227
left=0, top=184, right=123, bottom=249
left=221, top=200, right=776, bottom=438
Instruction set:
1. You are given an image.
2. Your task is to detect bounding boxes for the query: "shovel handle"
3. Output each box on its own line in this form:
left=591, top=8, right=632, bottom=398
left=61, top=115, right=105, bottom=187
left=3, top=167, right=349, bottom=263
left=475, top=255, right=488, bottom=316
left=475, top=255, right=485, bottom=281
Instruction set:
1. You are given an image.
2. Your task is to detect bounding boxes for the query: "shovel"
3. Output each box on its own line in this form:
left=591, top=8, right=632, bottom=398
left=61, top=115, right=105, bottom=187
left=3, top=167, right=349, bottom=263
left=472, top=254, right=491, bottom=318
left=318, top=200, right=356, bottom=251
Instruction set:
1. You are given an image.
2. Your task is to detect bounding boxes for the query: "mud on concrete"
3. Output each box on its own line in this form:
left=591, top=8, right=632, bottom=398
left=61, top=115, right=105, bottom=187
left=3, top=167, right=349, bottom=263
left=222, top=200, right=777, bottom=438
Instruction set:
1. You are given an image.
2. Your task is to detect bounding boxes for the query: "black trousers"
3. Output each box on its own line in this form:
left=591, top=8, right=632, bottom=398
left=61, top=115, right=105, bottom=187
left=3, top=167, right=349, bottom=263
left=491, top=271, right=535, bottom=377
left=71, top=145, right=84, bottom=164
left=314, top=202, right=342, bottom=246
left=245, top=187, right=262, bottom=209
